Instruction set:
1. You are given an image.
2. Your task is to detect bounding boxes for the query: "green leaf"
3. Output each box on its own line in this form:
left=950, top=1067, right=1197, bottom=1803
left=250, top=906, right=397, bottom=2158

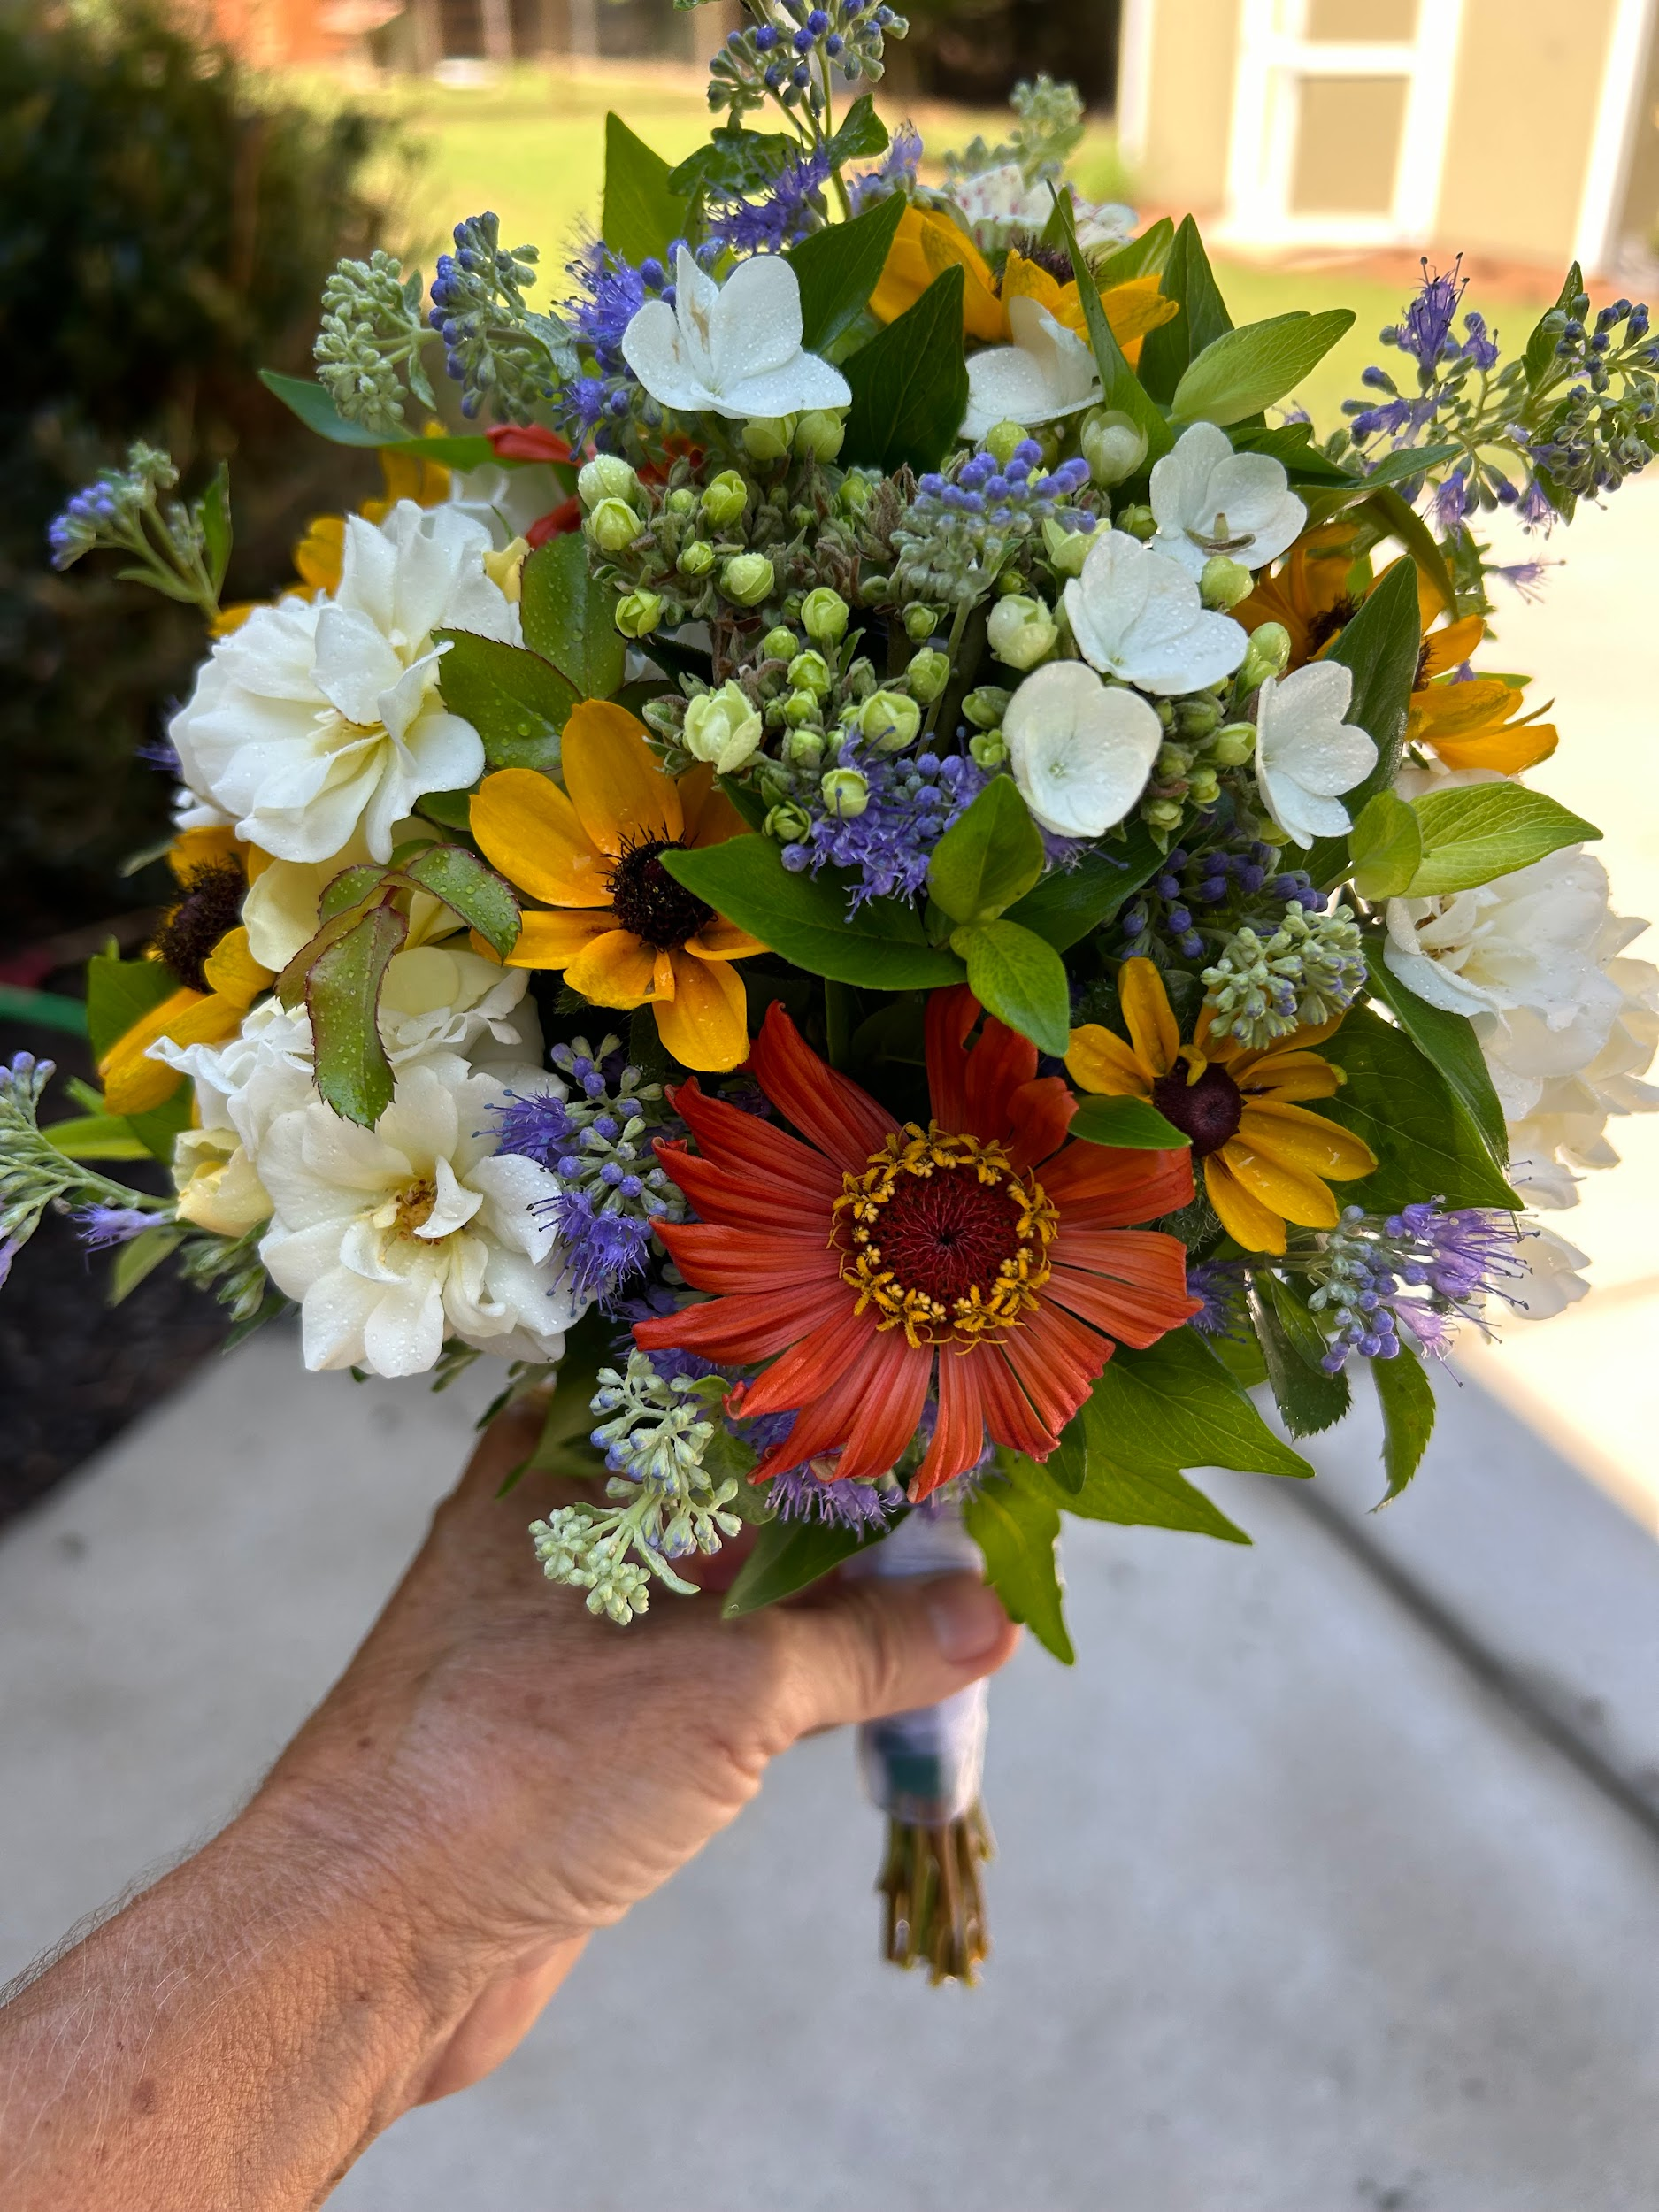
left=41, top=1114, right=150, bottom=1161
left=1406, top=783, right=1599, bottom=896
left=1170, top=310, right=1356, bottom=426
left=949, top=919, right=1071, bottom=1057
left=841, top=265, right=969, bottom=476
left=502, top=1302, right=618, bottom=1494
left=519, top=532, right=626, bottom=702
left=1093, top=215, right=1175, bottom=287
left=603, top=112, right=694, bottom=265
left=125, top=1088, right=194, bottom=1164
left=966, top=1459, right=1073, bottom=1663
left=663, top=837, right=965, bottom=990
left=721, top=1515, right=891, bottom=1617
left=258, top=371, right=498, bottom=465
left=666, top=123, right=799, bottom=205
left=926, top=776, right=1044, bottom=923
left=402, top=845, right=521, bottom=959
left=198, top=462, right=233, bottom=595
left=1064, top=1453, right=1251, bottom=1544
left=1042, top=1410, right=1088, bottom=1497
left=85, top=954, right=176, bottom=1063
left=1525, top=262, right=1583, bottom=388
left=307, top=901, right=407, bottom=1128
left=1250, top=1274, right=1350, bottom=1437
left=1069, top=1094, right=1189, bottom=1150
left=1323, top=557, right=1422, bottom=810
left=416, top=791, right=476, bottom=833
left=319, top=864, right=391, bottom=926
left=826, top=90, right=888, bottom=166
left=1348, top=789, right=1423, bottom=900
left=1363, top=947, right=1508, bottom=1163
left=0, top=984, right=88, bottom=1036
left=1356, top=485, right=1456, bottom=633
left=787, top=190, right=907, bottom=356
left=1321, top=1005, right=1519, bottom=1213
left=1085, top=1327, right=1314, bottom=1481
left=109, top=1222, right=185, bottom=1304
left=1056, top=192, right=1171, bottom=465
left=1002, top=828, right=1164, bottom=950
left=1374, top=1345, right=1437, bottom=1503
left=1134, top=213, right=1233, bottom=405
left=434, top=630, right=576, bottom=772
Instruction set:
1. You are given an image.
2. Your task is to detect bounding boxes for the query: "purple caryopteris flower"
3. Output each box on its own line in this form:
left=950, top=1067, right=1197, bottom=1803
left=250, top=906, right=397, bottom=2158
left=1187, top=1257, right=1248, bottom=1339
left=1398, top=257, right=1468, bottom=371
left=486, top=1088, right=576, bottom=1169
left=781, top=746, right=987, bottom=910
left=542, top=1187, right=657, bottom=1302
left=1432, top=468, right=1469, bottom=533
left=767, top=1453, right=900, bottom=1531
left=73, top=1205, right=160, bottom=1252
left=137, top=735, right=182, bottom=776
left=1518, top=476, right=1557, bottom=530
left=849, top=121, right=923, bottom=212
left=1311, top=1200, right=1528, bottom=1372
left=708, top=149, right=833, bottom=254
left=1491, top=558, right=1556, bottom=602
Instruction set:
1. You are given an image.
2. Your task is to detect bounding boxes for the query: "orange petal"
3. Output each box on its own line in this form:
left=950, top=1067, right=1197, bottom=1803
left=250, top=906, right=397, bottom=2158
left=563, top=928, right=658, bottom=1008
left=100, top=987, right=242, bottom=1115
left=653, top=952, right=752, bottom=1072
left=471, top=770, right=611, bottom=908
left=1118, top=957, right=1181, bottom=1078
left=561, top=700, right=680, bottom=856
left=1064, top=1023, right=1150, bottom=1096
left=505, top=906, right=618, bottom=970
left=1202, top=1151, right=1287, bottom=1255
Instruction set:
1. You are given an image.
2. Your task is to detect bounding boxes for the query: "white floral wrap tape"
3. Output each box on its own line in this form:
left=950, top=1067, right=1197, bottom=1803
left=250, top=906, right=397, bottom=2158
left=851, top=1502, right=989, bottom=1827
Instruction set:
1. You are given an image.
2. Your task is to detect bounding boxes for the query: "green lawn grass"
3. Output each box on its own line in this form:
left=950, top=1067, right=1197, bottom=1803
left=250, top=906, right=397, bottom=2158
left=335, top=66, right=1557, bottom=440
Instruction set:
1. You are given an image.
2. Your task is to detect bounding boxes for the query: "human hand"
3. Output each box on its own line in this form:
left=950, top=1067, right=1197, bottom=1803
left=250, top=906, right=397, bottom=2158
left=250, top=1399, right=1020, bottom=2104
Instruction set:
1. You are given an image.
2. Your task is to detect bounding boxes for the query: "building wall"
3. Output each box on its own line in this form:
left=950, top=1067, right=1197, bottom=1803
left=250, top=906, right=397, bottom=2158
left=1133, top=0, right=1240, bottom=214
left=1435, top=0, right=1617, bottom=265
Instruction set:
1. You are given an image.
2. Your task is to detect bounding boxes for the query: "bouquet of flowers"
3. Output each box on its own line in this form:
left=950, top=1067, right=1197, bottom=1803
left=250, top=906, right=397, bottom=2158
left=7, top=3, right=1658, bottom=1982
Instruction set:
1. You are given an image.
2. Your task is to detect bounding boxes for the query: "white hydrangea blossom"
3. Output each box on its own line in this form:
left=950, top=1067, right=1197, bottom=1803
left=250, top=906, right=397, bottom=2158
left=171, top=501, right=517, bottom=866
left=1003, top=660, right=1163, bottom=837
left=1253, top=660, right=1378, bottom=849
left=257, top=1058, right=581, bottom=1377
left=1063, top=527, right=1248, bottom=695
left=961, top=296, right=1100, bottom=442
left=1149, top=421, right=1306, bottom=580
left=621, top=246, right=849, bottom=422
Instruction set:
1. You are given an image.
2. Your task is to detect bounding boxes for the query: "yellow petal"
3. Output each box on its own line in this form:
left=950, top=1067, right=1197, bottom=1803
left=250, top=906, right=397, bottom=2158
left=1101, top=276, right=1181, bottom=348
left=201, top=926, right=272, bottom=1010
left=505, top=907, right=619, bottom=970
left=1240, top=1099, right=1377, bottom=1182
left=1065, top=1024, right=1152, bottom=1097
left=470, top=769, right=611, bottom=908
left=1118, top=957, right=1181, bottom=1078
left=1428, top=721, right=1559, bottom=774
left=563, top=928, right=658, bottom=1009
left=679, top=763, right=749, bottom=848
left=561, top=701, right=681, bottom=856
left=376, top=438, right=452, bottom=510
left=168, top=825, right=242, bottom=882
left=1221, top=1135, right=1340, bottom=1229
left=1002, top=250, right=1066, bottom=316
left=1238, top=1051, right=1341, bottom=1103
left=1203, top=1151, right=1286, bottom=1255
left=685, top=917, right=769, bottom=960
left=873, top=208, right=1005, bottom=340
left=1419, top=611, right=1485, bottom=679
left=293, top=513, right=346, bottom=595
left=100, top=987, right=242, bottom=1115
left=654, top=952, right=752, bottom=1072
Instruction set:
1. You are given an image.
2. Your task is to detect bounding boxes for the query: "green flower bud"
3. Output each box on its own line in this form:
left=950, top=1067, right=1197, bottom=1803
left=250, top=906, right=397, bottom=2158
left=1143, top=798, right=1185, bottom=831
left=613, top=588, right=663, bottom=640
left=1210, top=721, right=1256, bottom=765
left=838, top=472, right=873, bottom=517
left=762, top=626, right=797, bottom=662
left=784, top=725, right=824, bottom=764
left=1116, top=503, right=1156, bottom=541
left=764, top=802, right=811, bottom=843
left=1041, top=517, right=1093, bottom=578
left=787, top=649, right=833, bottom=697
left=986, top=593, right=1057, bottom=672
left=860, top=688, right=921, bottom=753
left=963, top=685, right=1012, bottom=731
left=982, top=419, right=1026, bottom=468
left=845, top=657, right=876, bottom=699
left=1201, top=555, right=1255, bottom=611
left=1174, top=695, right=1222, bottom=740
left=702, top=470, right=752, bottom=527
left=741, top=416, right=797, bottom=462
left=586, top=496, right=642, bottom=555
left=578, top=454, right=641, bottom=510
left=903, top=603, right=941, bottom=641
left=820, top=766, right=870, bottom=818
left=1080, top=408, right=1149, bottom=488
left=720, top=552, right=775, bottom=608
left=802, top=587, right=849, bottom=645
left=793, top=409, right=846, bottom=460
left=678, top=538, right=716, bottom=578
left=1187, top=767, right=1221, bottom=806
left=968, top=732, right=1009, bottom=769
left=783, top=689, right=821, bottom=729
left=682, top=680, right=764, bottom=773
left=758, top=766, right=795, bottom=807
left=1156, top=742, right=1193, bottom=777
left=906, top=647, right=950, bottom=703
left=1239, top=621, right=1293, bottom=690
left=665, top=487, right=696, bottom=517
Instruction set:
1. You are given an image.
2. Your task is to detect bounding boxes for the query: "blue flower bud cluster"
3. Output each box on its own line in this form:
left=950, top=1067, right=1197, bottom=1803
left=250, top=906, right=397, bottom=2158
left=781, top=744, right=986, bottom=909
left=0, top=1054, right=169, bottom=1278
left=890, top=441, right=1096, bottom=608
left=313, top=249, right=434, bottom=436
left=1118, top=844, right=1319, bottom=962
left=1201, top=899, right=1366, bottom=1050
left=708, top=0, right=907, bottom=119
left=427, top=211, right=576, bottom=424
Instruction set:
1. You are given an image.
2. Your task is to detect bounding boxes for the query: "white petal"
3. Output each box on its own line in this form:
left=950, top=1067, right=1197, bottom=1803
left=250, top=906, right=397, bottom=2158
left=1004, top=662, right=1162, bottom=838
left=722, top=351, right=850, bottom=421
left=621, top=297, right=718, bottom=413
left=709, top=250, right=807, bottom=386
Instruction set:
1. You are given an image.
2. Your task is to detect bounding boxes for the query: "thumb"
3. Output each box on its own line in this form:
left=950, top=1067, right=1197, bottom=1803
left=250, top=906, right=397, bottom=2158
left=761, top=1571, right=1019, bottom=1741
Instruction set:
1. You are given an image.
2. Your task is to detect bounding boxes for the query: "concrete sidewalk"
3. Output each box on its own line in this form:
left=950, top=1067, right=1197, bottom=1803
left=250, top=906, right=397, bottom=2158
left=4, top=1326, right=1659, bottom=2211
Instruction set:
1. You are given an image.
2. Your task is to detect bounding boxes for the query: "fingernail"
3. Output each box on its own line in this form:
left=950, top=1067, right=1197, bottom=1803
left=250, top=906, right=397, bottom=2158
left=926, top=1575, right=1009, bottom=1663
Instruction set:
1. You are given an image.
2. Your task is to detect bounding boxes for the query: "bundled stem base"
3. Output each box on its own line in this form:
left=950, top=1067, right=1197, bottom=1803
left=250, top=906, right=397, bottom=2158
left=877, top=1800, right=995, bottom=1985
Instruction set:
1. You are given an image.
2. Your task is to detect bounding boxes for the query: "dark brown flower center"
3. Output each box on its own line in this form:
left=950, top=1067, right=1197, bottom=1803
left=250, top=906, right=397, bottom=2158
left=1302, top=595, right=1360, bottom=657
left=1150, top=1057, right=1243, bottom=1157
left=1006, top=234, right=1076, bottom=286
left=151, top=859, right=245, bottom=992
left=606, top=836, right=714, bottom=950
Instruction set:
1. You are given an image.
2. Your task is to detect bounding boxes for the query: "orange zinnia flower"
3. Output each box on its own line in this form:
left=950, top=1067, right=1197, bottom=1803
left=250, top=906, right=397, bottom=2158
left=469, top=701, right=766, bottom=1073
left=1065, top=959, right=1376, bottom=1257
left=634, top=988, right=1199, bottom=1498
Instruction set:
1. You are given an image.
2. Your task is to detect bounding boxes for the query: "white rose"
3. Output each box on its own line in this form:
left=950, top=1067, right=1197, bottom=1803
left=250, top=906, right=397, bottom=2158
left=172, top=501, right=516, bottom=867
left=257, top=1058, right=582, bottom=1377
left=1003, top=661, right=1163, bottom=838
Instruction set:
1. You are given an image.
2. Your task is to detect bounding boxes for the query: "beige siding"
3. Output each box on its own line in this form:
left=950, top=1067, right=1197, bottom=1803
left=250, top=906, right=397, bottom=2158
left=1435, top=0, right=1615, bottom=264
left=1615, top=8, right=1659, bottom=253
left=1291, top=74, right=1411, bottom=214
left=1305, top=0, right=1417, bottom=39
left=1136, top=0, right=1240, bottom=212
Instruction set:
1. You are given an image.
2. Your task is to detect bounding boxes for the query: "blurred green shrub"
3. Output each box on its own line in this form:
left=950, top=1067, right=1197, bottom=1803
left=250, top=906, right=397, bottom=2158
left=0, top=0, right=403, bottom=944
